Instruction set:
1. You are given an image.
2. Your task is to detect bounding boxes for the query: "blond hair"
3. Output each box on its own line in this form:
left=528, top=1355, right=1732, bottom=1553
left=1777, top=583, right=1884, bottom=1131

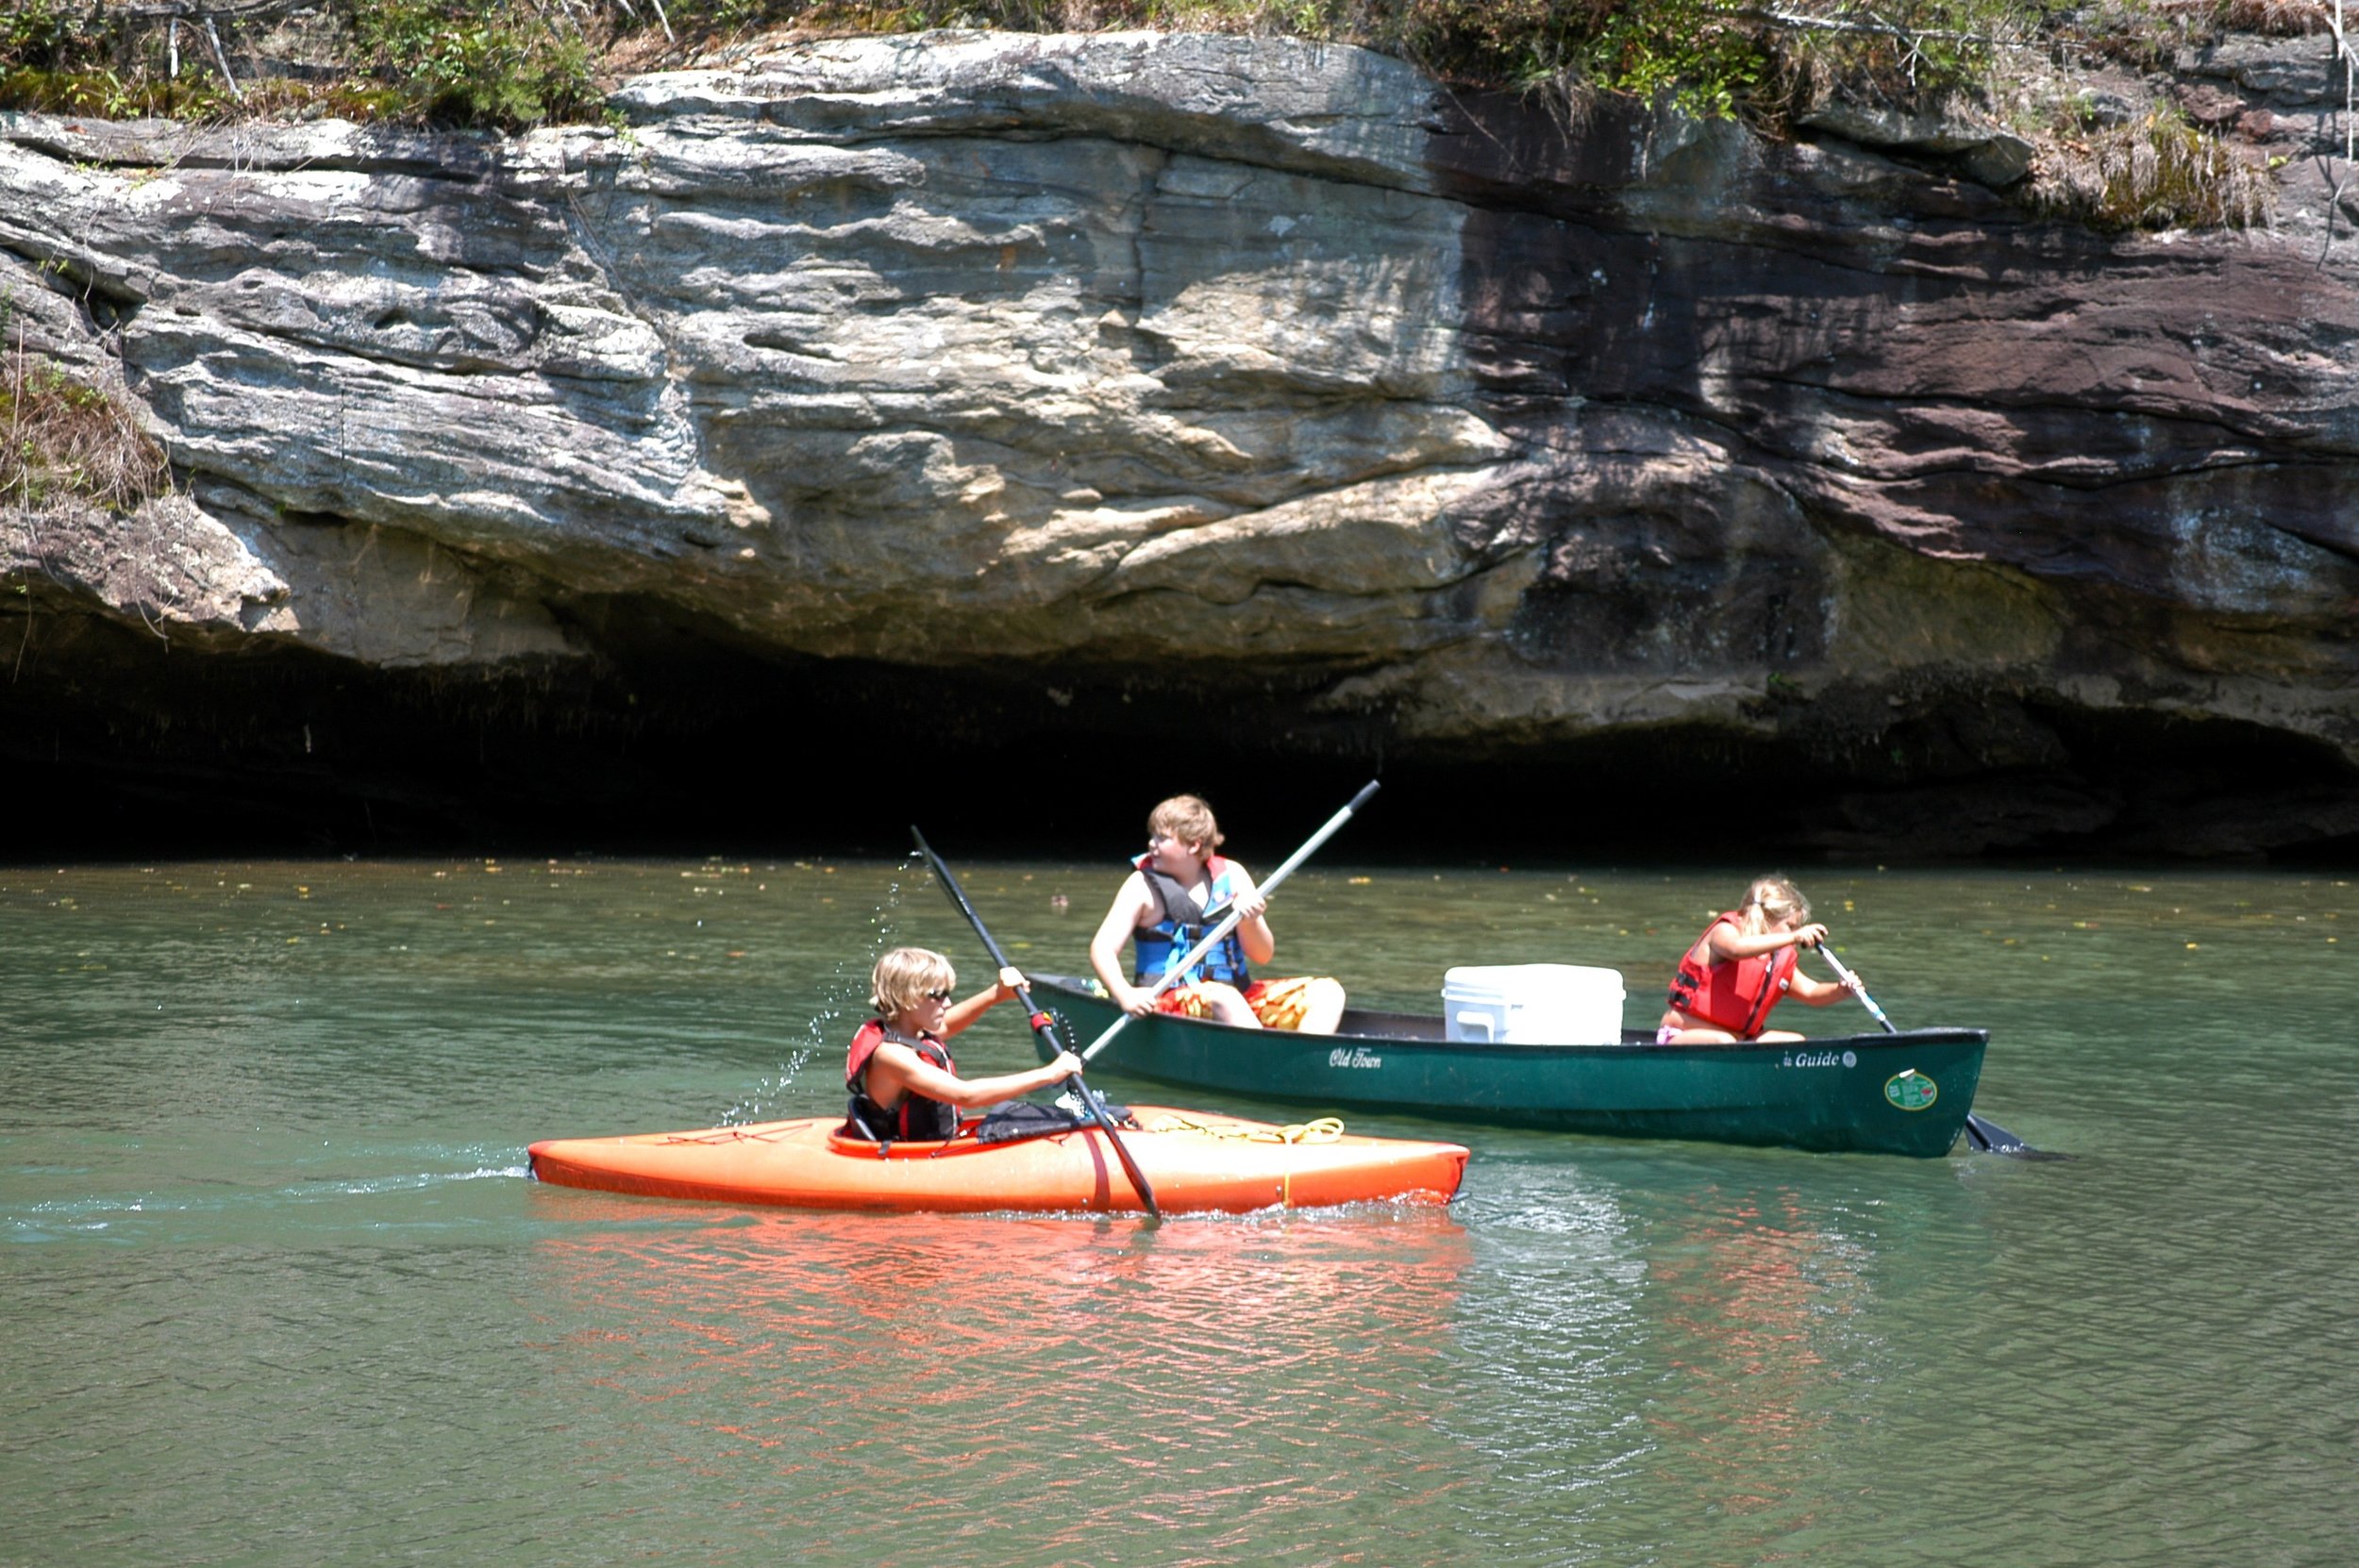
left=1147, top=793, right=1224, bottom=852
left=869, top=946, right=955, bottom=1017
left=1741, top=875, right=1810, bottom=931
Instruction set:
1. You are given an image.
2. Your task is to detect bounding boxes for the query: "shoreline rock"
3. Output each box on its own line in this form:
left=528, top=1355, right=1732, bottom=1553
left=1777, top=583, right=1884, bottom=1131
left=3, top=31, right=2355, bottom=857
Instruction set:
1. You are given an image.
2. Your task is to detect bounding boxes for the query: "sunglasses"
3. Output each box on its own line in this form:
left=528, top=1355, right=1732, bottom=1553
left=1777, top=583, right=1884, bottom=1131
left=923, top=988, right=954, bottom=1002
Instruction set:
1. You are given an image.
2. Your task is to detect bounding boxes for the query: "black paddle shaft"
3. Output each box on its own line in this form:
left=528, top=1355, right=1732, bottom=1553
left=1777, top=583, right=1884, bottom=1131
left=910, top=827, right=1162, bottom=1216
left=1813, top=943, right=2045, bottom=1159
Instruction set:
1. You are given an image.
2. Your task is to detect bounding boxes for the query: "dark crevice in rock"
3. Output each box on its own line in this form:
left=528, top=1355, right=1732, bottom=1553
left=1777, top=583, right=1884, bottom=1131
left=0, top=242, right=148, bottom=322
left=0, top=122, right=507, bottom=184
left=3, top=606, right=2353, bottom=864
left=1728, top=378, right=2308, bottom=471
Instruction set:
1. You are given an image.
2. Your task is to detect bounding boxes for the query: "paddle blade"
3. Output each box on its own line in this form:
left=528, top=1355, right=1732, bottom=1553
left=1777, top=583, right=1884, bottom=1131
left=1964, top=1112, right=2066, bottom=1160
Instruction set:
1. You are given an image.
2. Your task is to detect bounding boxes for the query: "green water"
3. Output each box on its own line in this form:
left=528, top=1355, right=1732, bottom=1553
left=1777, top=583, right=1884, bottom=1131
left=3, top=859, right=2351, bottom=1566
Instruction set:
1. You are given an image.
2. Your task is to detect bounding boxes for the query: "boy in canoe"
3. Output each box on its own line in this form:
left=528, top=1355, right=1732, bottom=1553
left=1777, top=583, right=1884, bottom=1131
left=1656, top=875, right=1863, bottom=1043
left=845, top=947, right=1082, bottom=1141
left=1087, top=793, right=1346, bottom=1035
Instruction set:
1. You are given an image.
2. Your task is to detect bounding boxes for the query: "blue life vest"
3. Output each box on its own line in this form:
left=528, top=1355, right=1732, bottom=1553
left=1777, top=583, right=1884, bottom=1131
left=1130, top=853, right=1252, bottom=988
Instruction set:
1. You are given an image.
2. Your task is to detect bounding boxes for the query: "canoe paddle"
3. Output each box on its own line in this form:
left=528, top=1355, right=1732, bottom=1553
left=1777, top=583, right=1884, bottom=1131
left=1813, top=943, right=2048, bottom=1159
left=910, top=826, right=1162, bottom=1218
left=1079, top=779, right=1380, bottom=1065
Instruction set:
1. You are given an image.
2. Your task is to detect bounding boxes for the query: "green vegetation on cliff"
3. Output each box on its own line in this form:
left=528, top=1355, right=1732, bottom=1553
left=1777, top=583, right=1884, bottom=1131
left=0, top=0, right=2319, bottom=227
left=1, top=0, right=605, bottom=126
left=2, top=351, right=169, bottom=515
left=4, top=268, right=166, bottom=517
left=0, top=0, right=2159, bottom=124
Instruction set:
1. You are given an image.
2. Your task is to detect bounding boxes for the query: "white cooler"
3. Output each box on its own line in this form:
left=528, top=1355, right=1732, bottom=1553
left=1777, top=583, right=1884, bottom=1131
left=1443, top=964, right=1626, bottom=1044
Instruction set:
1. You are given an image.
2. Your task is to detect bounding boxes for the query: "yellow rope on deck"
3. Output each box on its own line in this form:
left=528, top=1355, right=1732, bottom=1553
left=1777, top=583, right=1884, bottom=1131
left=1153, top=1113, right=1347, bottom=1144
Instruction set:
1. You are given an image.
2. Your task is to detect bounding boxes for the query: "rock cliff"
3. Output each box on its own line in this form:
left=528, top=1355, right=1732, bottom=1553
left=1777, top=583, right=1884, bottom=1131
left=3, top=30, right=2355, bottom=856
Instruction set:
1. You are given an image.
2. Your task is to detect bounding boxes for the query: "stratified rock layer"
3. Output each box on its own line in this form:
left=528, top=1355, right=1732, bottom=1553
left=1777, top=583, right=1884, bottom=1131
left=2, top=31, right=2355, bottom=855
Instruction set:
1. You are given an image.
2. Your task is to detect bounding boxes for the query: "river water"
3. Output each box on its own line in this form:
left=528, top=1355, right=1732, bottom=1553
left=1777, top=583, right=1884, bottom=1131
left=3, top=859, right=2350, bottom=1566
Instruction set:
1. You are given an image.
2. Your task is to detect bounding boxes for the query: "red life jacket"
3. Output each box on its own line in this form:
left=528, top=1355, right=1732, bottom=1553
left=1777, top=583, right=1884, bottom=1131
left=845, top=1020, right=959, bottom=1142
left=1665, top=911, right=1797, bottom=1038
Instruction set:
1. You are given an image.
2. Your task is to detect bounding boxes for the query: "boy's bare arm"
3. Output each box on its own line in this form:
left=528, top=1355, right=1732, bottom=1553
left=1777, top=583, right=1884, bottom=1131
left=872, top=1043, right=1082, bottom=1110
left=1089, top=874, right=1156, bottom=1000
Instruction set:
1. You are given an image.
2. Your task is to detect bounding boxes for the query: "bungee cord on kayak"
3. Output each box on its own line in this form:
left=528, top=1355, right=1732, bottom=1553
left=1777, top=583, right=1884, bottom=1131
left=1146, top=1113, right=1349, bottom=1146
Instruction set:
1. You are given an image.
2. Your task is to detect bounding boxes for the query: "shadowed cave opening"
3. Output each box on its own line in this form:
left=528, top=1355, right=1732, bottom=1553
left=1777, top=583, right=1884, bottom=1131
left=3, top=609, right=2355, bottom=866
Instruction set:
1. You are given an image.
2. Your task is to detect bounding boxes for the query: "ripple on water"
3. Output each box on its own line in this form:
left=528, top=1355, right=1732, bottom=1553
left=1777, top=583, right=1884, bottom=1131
left=5, top=861, right=2357, bottom=1566
left=520, top=1204, right=1487, bottom=1561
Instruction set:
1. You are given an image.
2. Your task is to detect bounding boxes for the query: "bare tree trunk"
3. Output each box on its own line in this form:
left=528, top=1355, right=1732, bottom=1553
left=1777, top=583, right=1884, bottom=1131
left=202, top=13, right=243, bottom=100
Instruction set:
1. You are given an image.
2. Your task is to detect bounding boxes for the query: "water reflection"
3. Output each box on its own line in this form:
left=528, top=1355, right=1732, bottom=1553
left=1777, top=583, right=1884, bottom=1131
left=528, top=1203, right=1475, bottom=1561
left=1437, top=1151, right=1999, bottom=1564
left=1640, top=1188, right=1854, bottom=1554
left=8, top=860, right=2358, bottom=1567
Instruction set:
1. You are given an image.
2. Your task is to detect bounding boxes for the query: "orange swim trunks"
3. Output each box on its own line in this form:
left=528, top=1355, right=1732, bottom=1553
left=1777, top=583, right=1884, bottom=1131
left=1154, top=975, right=1332, bottom=1030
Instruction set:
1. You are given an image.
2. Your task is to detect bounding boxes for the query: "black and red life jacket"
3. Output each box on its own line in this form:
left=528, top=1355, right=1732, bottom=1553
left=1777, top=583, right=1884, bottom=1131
left=845, top=1020, right=959, bottom=1142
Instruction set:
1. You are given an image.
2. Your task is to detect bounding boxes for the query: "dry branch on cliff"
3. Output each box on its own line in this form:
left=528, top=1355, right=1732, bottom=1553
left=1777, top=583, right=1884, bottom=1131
left=2, top=340, right=169, bottom=518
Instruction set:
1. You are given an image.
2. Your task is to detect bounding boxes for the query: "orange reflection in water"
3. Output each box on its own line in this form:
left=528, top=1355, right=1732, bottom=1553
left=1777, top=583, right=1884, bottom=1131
left=525, top=1193, right=1478, bottom=1544
left=532, top=1195, right=1470, bottom=1365
left=1644, top=1186, right=1870, bottom=1557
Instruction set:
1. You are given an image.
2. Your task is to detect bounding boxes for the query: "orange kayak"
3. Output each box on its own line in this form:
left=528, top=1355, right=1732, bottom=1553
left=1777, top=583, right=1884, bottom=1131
left=527, top=1105, right=1468, bottom=1215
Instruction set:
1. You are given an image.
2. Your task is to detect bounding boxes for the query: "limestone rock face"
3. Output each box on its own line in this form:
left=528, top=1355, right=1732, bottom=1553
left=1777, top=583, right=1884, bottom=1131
left=3, top=31, right=2356, bottom=854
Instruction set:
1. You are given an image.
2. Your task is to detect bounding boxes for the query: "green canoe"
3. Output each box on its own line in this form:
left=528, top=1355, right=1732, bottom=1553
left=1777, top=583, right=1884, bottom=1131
left=1028, top=976, right=1988, bottom=1158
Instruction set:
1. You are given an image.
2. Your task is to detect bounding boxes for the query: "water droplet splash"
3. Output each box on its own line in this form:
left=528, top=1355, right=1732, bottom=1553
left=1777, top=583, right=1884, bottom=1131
left=723, top=861, right=913, bottom=1124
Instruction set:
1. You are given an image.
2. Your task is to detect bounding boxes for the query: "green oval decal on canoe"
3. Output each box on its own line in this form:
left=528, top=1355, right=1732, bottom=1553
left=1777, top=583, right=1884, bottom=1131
left=1883, top=1071, right=1939, bottom=1111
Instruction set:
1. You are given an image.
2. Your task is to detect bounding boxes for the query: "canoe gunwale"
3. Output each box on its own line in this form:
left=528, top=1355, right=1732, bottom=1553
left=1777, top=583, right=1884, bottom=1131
left=1031, top=974, right=1987, bottom=1056
left=1025, top=975, right=1991, bottom=1157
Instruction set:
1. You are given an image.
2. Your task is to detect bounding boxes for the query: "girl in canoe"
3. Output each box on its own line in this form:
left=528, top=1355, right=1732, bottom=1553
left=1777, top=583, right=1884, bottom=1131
left=1087, top=793, right=1346, bottom=1034
left=1656, top=876, right=1862, bottom=1044
left=845, top=947, right=1081, bottom=1142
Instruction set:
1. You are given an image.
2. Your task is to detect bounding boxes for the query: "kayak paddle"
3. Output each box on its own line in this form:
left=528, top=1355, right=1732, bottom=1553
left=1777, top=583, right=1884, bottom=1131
left=1813, top=943, right=2049, bottom=1159
left=911, top=826, right=1162, bottom=1218
left=1079, top=779, right=1380, bottom=1065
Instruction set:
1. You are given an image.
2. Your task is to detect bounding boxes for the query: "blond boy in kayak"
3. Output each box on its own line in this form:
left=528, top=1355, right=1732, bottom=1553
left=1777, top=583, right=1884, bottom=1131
left=1087, top=793, right=1347, bottom=1035
left=1655, top=875, right=1862, bottom=1044
left=845, top=947, right=1081, bottom=1142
